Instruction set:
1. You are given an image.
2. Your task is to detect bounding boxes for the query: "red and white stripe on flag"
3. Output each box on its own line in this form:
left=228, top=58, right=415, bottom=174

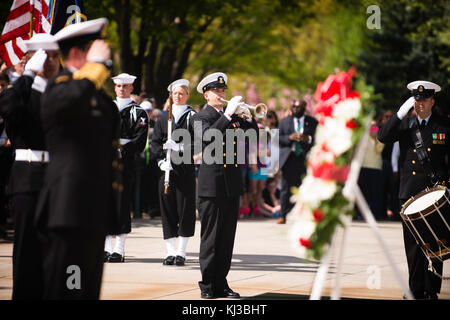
left=0, top=0, right=52, bottom=66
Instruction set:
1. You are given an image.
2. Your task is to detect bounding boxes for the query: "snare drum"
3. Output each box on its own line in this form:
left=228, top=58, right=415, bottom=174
left=400, top=185, right=450, bottom=261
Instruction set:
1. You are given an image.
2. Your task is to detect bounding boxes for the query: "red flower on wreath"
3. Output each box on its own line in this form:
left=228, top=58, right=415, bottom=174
left=299, top=238, right=313, bottom=248
left=314, top=66, right=360, bottom=118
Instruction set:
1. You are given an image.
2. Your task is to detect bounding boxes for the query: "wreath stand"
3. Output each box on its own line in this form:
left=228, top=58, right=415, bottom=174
left=309, top=121, right=415, bottom=300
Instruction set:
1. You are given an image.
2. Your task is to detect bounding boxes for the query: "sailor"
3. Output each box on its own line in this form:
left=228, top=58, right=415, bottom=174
left=104, top=73, right=148, bottom=263
left=378, top=80, right=449, bottom=300
left=0, top=33, right=60, bottom=299
left=151, top=79, right=196, bottom=266
left=191, top=72, right=259, bottom=299
left=37, top=18, right=121, bottom=299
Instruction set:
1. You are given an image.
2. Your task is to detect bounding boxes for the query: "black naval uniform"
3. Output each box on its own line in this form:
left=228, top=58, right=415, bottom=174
left=191, top=105, right=258, bottom=297
left=378, top=112, right=449, bottom=299
left=37, top=66, right=121, bottom=299
left=115, top=101, right=148, bottom=234
left=0, top=73, right=48, bottom=299
left=151, top=107, right=196, bottom=240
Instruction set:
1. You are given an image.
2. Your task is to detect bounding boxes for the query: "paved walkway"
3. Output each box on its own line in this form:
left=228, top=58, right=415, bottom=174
left=0, top=216, right=449, bottom=300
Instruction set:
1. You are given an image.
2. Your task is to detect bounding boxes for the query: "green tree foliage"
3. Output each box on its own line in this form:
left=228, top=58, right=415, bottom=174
left=359, top=0, right=450, bottom=115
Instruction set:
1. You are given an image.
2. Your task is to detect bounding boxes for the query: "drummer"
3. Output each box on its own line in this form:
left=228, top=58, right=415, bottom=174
left=378, top=80, right=449, bottom=300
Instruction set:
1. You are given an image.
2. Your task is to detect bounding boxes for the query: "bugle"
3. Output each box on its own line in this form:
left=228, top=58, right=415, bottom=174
left=220, top=98, right=267, bottom=119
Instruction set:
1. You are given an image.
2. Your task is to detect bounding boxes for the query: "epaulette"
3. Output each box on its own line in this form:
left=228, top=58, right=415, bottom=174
left=55, top=75, right=71, bottom=84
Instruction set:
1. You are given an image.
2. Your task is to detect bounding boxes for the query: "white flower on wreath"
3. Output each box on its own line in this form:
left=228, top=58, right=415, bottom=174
left=288, top=219, right=316, bottom=258
left=332, top=98, right=361, bottom=122
left=293, top=175, right=337, bottom=209
left=307, top=144, right=336, bottom=166
left=315, top=117, right=353, bottom=156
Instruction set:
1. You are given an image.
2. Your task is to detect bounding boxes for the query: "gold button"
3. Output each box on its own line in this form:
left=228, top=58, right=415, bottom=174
left=235, top=164, right=238, bottom=167
left=234, top=152, right=237, bottom=156
left=412, top=160, right=416, bottom=164
left=413, top=149, right=416, bottom=152
left=112, top=182, right=118, bottom=189
left=427, top=148, right=431, bottom=152
left=222, top=142, right=225, bottom=145
left=233, top=141, right=236, bottom=145
left=224, top=164, right=227, bottom=168
left=223, top=153, right=226, bottom=157
left=412, top=171, right=416, bottom=175
left=112, top=160, right=118, bottom=168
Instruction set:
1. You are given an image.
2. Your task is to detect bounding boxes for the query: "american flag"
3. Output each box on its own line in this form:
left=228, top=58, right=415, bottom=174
left=0, top=0, right=52, bottom=67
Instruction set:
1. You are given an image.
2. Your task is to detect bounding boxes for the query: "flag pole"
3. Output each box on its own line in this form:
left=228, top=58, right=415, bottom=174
left=29, top=0, right=35, bottom=38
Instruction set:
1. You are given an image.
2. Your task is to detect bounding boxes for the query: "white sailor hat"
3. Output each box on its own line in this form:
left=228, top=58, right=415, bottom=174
left=112, top=73, right=137, bottom=85
left=196, top=72, right=228, bottom=94
left=23, top=33, right=59, bottom=52
left=167, top=79, right=189, bottom=92
left=54, top=18, right=108, bottom=52
left=407, top=80, right=441, bottom=99
left=140, top=100, right=153, bottom=111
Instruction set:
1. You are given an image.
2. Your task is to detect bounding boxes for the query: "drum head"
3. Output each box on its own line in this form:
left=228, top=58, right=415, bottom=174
left=403, top=189, right=445, bottom=216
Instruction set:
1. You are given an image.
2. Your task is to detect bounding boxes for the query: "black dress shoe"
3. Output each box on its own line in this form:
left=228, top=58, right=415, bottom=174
left=201, top=291, right=216, bottom=299
left=104, top=251, right=111, bottom=262
left=108, top=252, right=124, bottom=263
left=163, top=256, right=175, bottom=265
left=219, top=288, right=240, bottom=298
left=175, top=255, right=185, bottom=266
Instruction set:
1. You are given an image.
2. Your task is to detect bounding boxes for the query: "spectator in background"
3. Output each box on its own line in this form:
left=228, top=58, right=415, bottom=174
left=355, top=119, right=384, bottom=220
left=278, top=99, right=318, bottom=224
left=264, top=110, right=280, bottom=177
left=378, top=110, right=399, bottom=220
left=259, top=177, right=281, bottom=217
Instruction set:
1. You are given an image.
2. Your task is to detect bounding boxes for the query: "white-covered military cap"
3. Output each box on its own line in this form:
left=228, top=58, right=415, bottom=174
left=54, top=18, right=108, bottom=52
left=140, top=100, right=153, bottom=111
left=196, top=72, right=227, bottom=94
left=23, top=33, right=59, bottom=52
left=167, top=79, right=189, bottom=92
left=112, top=73, right=137, bottom=85
left=407, top=80, right=441, bottom=99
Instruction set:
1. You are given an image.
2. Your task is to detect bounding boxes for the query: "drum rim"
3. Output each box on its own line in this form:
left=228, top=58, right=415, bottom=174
left=400, top=185, right=448, bottom=221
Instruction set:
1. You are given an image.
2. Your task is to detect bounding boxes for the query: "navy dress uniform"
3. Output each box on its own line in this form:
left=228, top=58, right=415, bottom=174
left=104, top=73, right=148, bottom=263
left=0, top=34, right=59, bottom=299
left=150, top=79, right=196, bottom=266
left=378, top=80, right=449, bottom=299
left=191, top=72, right=258, bottom=299
left=36, top=18, right=121, bottom=299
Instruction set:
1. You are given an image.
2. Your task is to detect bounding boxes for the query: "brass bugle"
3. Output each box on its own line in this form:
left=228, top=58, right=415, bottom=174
left=220, top=98, right=267, bottom=118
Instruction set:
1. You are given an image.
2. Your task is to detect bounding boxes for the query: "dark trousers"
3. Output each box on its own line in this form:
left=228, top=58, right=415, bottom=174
left=159, top=171, right=196, bottom=239
left=41, top=229, right=105, bottom=300
left=400, top=200, right=443, bottom=298
left=356, top=167, right=384, bottom=220
left=12, top=192, right=44, bottom=300
left=197, top=196, right=239, bottom=295
left=280, top=153, right=304, bottom=219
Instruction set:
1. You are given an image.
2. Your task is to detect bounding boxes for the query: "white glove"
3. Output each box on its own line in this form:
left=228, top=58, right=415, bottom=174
left=163, top=139, right=183, bottom=152
left=238, top=106, right=252, bottom=121
left=224, top=96, right=244, bottom=117
left=158, top=159, right=173, bottom=172
left=397, top=96, right=415, bottom=119
left=25, top=49, right=47, bottom=74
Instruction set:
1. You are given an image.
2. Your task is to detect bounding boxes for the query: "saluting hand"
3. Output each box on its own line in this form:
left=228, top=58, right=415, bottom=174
left=25, top=49, right=47, bottom=75
left=86, top=40, right=110, bottom=63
